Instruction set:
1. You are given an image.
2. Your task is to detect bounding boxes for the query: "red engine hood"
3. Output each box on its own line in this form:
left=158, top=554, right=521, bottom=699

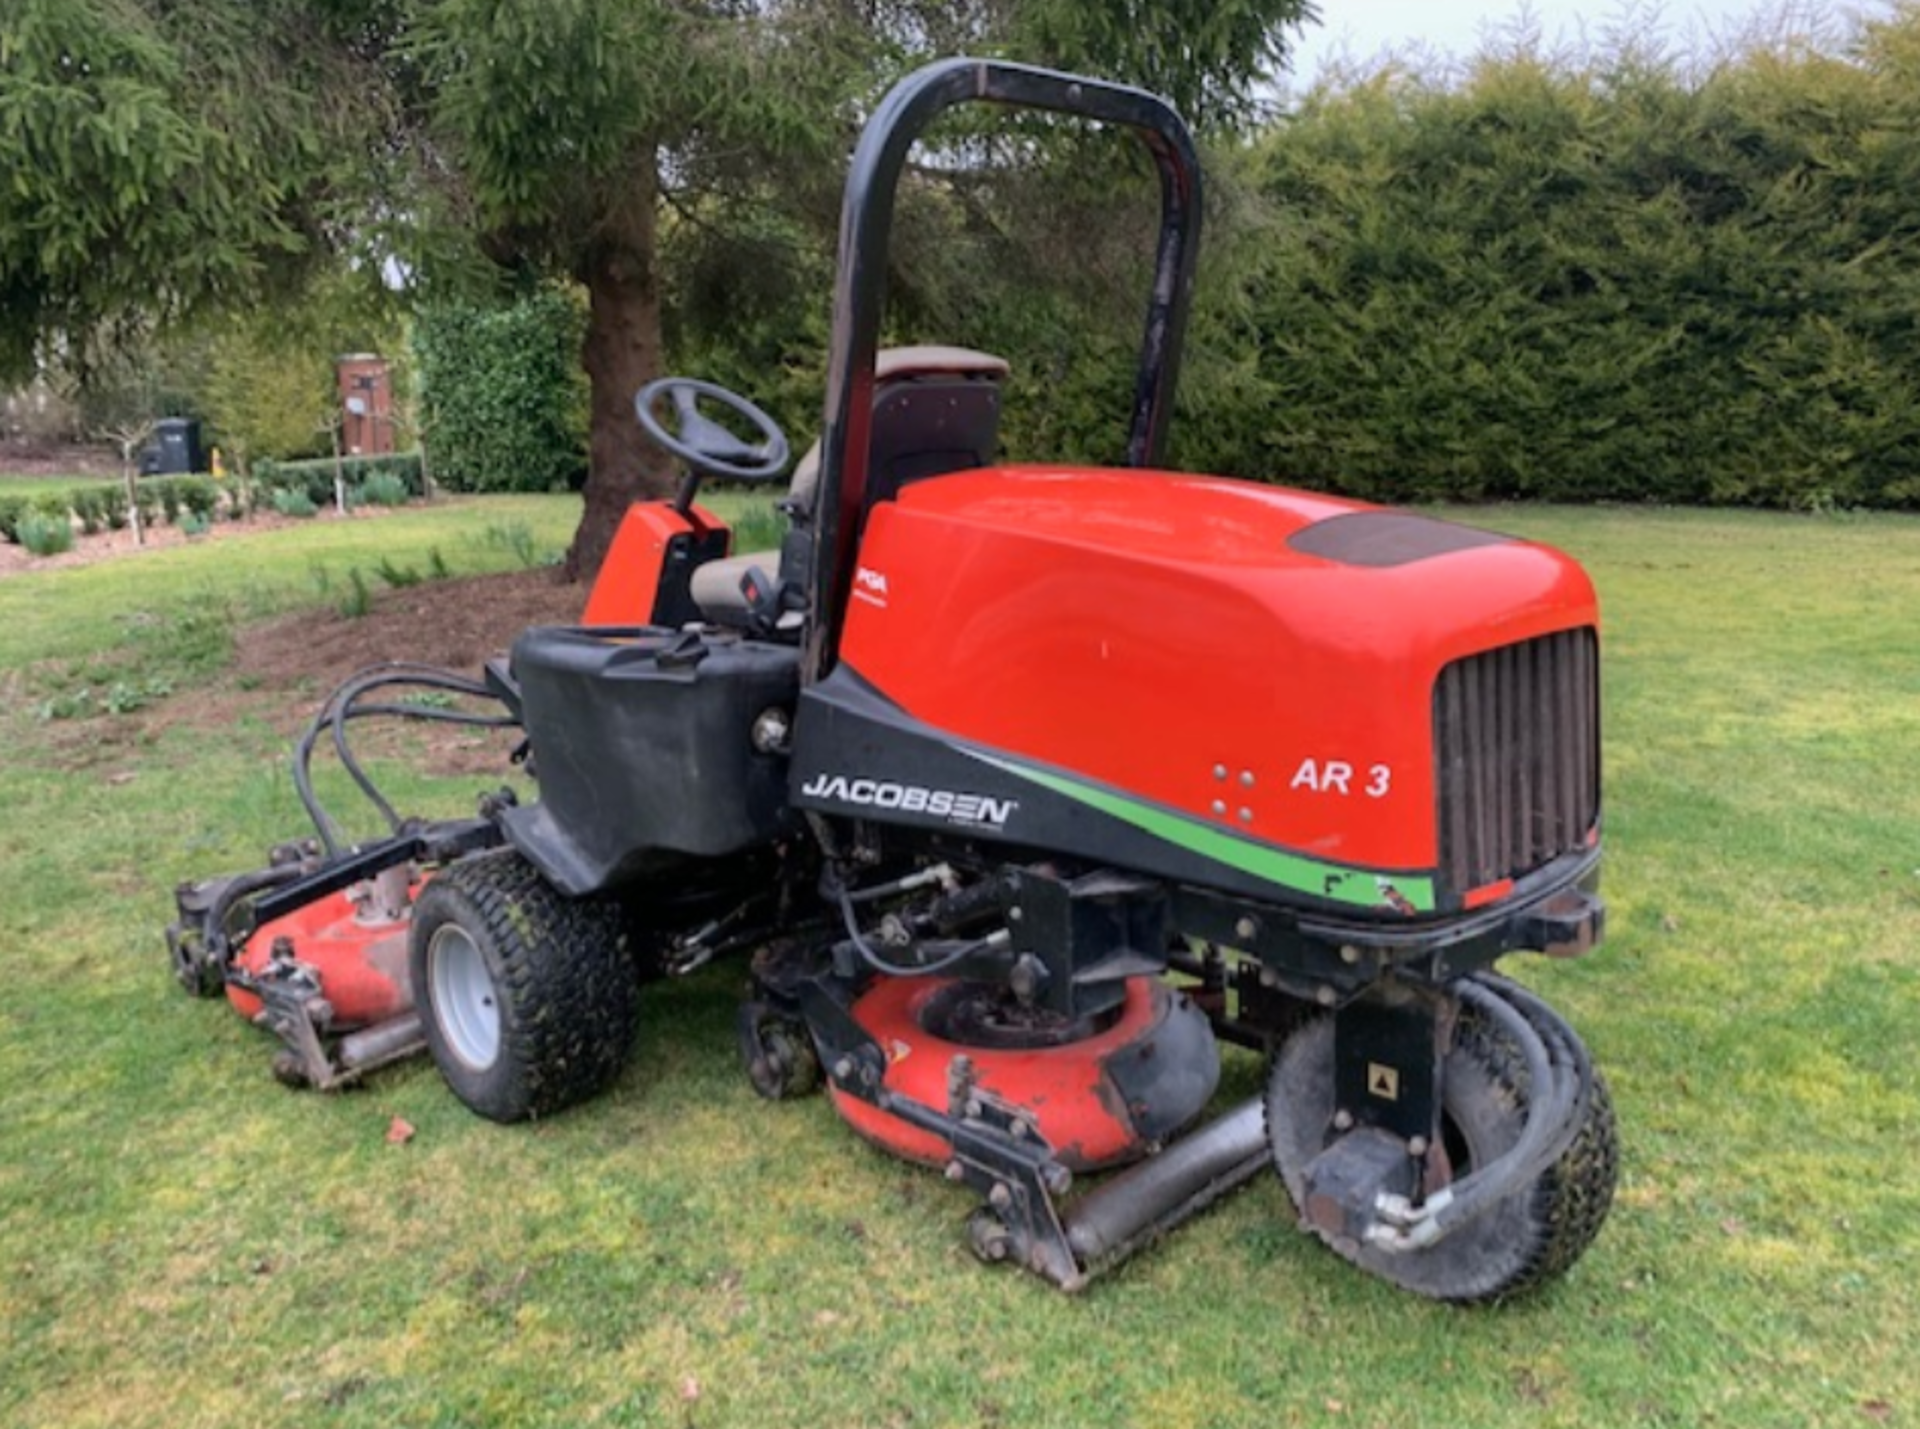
left=837, top=465, right=1598, bottom=876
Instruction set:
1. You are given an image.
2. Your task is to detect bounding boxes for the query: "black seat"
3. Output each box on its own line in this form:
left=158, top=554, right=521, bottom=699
left=690, top=345, right=1008, bottom=622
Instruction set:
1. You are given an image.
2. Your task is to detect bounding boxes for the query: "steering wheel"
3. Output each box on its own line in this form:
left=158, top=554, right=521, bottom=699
left=633, top=377, right=791, bottom=482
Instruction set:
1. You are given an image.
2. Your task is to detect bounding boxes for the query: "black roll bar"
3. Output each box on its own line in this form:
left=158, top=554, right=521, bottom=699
left=803, top=58, right=1204, bottom=682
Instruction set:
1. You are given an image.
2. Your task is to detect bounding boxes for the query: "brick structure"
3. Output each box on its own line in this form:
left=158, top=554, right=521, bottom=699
left=336, top=354, right=394, bottom=456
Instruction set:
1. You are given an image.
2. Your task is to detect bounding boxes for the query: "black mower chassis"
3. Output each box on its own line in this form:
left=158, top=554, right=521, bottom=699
left=168, top=644, right=1610, bottom=1295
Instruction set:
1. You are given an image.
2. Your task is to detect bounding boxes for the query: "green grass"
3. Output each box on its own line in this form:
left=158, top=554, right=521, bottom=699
left=0, top=473, right=119, bottom=498
left=0, top=494, right=579, bottom=671
left=1, top=500, right=1916, bottom=1428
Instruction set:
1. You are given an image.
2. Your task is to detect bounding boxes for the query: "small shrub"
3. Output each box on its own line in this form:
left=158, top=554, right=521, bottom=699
left=223, top=476, right=261, bottom=521
left=427, top=547, right=452, bottom=581
left=255, top=453, right=423, bottom=507
left=373, top=556, right=423, bottom=588
left=482, top=520, right=542, bottom=568
left=70, top=488, right=105, bottom=535
left=180, top=513, right=212, bottom=538
left=116, top=602, right=234, bottom=679
left=176, top=476, right=220, bottom=522
left=101, top=487, right=128, bottom=530
left=17, top=512, right=75, bottom=557
left=358, top=471, right=411, bottom=507
left=0, top=495, right=28, bottom=544
left=153, top=478, right=183, bottom=525
left=337, top=567, right=373, bottom=619
left=102, top=677, right=171, bottom=714
left=271, top=489, right=318, bottom=519
left=35, top=688, right=93, bottom=721
left=35, top=676, right=175, bottom=722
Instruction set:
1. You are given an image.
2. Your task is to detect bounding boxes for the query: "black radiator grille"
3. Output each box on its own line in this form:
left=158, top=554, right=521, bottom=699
left=1433, top=628, right=1599, bottom=894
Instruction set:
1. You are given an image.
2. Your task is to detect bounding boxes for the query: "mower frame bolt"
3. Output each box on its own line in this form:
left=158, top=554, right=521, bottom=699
left=1408, top=1136, right=1430, bottom=1157
left=1259, top=967, right=1279, bottom=988
left=1213, top=764, right=1228, bottom=781
left=988, top=1183, right=1012, bottom=1211
left=1333, top=1109, right=1355, bottom=1132
left=749, top=706, right=792, bottom=754
left=832, top=1056, right=855, bottom=1082
left=1240, top=770, right=1256, bottom=788
left=1235, top=917, right=1258, bottom=942
left=965, top=1098, right=984, bottom=1120
left=945, top=1160, right=966, bottom=1182
left=1316, top=985, right=1338, bottom=1006
left=1010, top=1118, right=1030, bottom=1141
left=1340, top=944, right=1361, bottom=964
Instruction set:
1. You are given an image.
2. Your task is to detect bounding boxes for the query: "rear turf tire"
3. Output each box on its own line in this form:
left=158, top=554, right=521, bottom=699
left=409, top=849, right=639, bottom=1122
left=1266, top=991, right=1617, bottom=1303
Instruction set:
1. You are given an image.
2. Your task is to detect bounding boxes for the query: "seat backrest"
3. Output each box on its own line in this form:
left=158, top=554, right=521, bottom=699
left=790, top=345, right=1009, bottom=509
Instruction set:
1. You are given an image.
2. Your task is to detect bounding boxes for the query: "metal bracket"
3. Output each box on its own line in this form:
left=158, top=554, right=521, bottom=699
left=231, top=941, right=424, bottom=1092
left=1331, top=982, right=1451, bottom=1145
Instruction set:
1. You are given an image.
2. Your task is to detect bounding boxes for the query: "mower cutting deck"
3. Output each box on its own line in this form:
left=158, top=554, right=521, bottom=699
left=166, top=57, right=1617, bottom=1301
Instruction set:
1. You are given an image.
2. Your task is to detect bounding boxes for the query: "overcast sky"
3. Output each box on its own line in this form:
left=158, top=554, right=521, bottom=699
left=1283, top=1, right=1892, bottom=85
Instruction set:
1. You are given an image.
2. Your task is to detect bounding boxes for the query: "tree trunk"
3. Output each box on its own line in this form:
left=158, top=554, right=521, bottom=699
left=121, top=441, right=144, bottom=546
left=565, top=155, right=673, bottom=583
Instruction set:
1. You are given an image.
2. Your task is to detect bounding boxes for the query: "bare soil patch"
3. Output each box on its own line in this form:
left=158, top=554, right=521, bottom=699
left=36, top=565, right=588, bottom=780
left=234, top=565, right=587, bottom=693
left=16, top=503, right=588, bottom=783
left=152, top=566, right=589, bottom=775
left=18, top=564, right=583, bottom=787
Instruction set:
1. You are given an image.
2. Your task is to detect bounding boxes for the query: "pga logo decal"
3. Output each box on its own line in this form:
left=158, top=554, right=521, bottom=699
left=852, top=565, right=890, bottom=608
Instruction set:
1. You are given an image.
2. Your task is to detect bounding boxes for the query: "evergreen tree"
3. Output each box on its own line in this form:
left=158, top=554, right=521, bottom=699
left=2, top=0, right=1318, bottom=577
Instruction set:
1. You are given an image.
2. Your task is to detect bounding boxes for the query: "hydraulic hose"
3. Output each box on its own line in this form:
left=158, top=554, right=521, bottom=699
left=830, top=869, right=1003, bottom=978
left=293, top=662, right=518, bottom=854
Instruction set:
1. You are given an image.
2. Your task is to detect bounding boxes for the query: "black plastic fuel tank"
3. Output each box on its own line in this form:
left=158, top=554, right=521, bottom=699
left=500, top=625, right=800, bottom=895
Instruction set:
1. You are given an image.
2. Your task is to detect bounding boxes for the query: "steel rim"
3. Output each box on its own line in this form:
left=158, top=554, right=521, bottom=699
left=429, top=924, right=500, bottom=1071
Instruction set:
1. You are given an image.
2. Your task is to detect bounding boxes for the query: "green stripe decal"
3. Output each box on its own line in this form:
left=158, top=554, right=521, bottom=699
left=968, top=752, right=1435, bottom=913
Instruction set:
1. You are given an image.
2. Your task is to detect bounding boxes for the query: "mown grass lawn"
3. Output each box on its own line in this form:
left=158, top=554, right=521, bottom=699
left=0, top=472, right=119, bottom=499
left=0, top=497, right=1915, bottom=1428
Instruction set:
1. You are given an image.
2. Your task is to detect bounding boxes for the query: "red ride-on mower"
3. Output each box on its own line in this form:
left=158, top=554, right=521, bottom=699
left=166, top=58, right=1617, bottom=1299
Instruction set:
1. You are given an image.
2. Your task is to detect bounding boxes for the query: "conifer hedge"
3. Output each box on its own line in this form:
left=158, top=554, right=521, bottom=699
left=557, top=11, right=1920, bottom=512
left=1182, top=11, right=1920, bottom=508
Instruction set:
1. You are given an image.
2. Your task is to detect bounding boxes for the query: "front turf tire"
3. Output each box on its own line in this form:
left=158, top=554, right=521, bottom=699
left=1266, top=993, right=1618, bottom=1303
left=409, top=850, right=639, bottom=1123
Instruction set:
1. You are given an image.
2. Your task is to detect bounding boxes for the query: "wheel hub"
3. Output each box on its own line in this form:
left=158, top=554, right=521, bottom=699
left=427, top=924, right=500, bottom=1071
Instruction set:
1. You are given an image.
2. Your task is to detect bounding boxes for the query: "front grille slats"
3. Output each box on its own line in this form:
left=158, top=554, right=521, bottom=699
left=1434, top=629, right=1599, bottom=894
